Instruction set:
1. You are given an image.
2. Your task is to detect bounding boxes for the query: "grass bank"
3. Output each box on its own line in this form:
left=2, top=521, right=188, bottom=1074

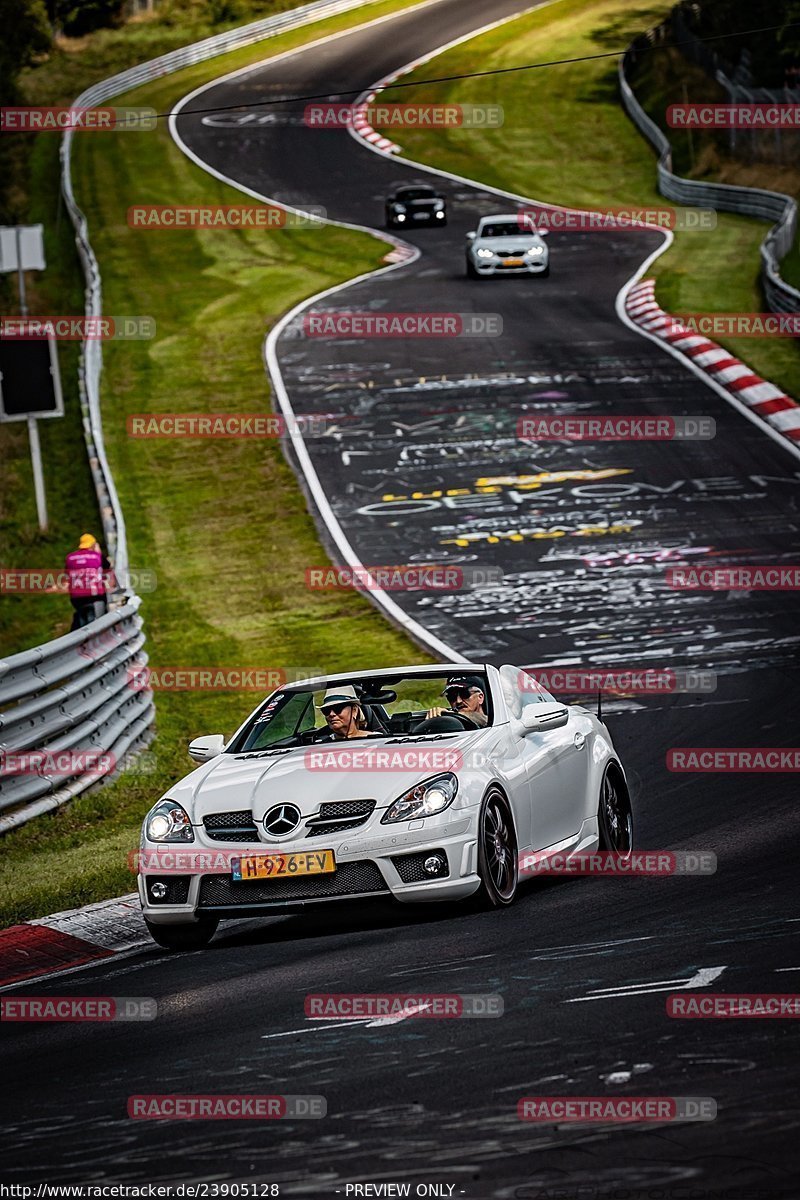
left=0, top=0, right=431, bottom=927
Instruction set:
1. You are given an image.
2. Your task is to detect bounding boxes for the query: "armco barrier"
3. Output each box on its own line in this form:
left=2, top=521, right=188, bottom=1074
left=619, top=36, right=800, bottom=317
left=0, top=600, right=154, bottom=833
left=0, top=0, right=390, bottom=833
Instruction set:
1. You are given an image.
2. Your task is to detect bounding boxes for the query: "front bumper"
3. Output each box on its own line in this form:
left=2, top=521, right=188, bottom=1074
left=471, top=255, right=548, bottom=275
left=139, top=818, right=481, bottom=924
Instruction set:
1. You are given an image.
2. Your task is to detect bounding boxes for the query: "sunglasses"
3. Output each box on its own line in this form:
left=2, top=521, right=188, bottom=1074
left=445, top=687, right=476, bottom=702
left=322, top=702, right=353, bottom=717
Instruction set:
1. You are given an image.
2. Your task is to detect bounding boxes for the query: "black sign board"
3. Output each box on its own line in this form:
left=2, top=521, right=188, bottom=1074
left=0, top=338, right=63, bottom=421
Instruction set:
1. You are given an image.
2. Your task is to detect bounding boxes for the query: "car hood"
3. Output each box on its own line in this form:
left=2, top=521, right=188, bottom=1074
left=397, top=196, right=441, bottom=207
left=475, top=234, right=545, bottom=250
left=168, top=731, right=494, bottom=821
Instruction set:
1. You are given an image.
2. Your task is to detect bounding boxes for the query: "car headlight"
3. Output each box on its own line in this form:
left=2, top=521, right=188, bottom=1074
left=145, top=799, right=194, bottom=843
left=394, top=204, right=406, bottom=212
left=476, top=248, right=494, bottom=259
left=527, top=246, right=545, bottom=256
left=435, top=210, right=445, bottom=218
left=381, top=773, right=458, bottom=824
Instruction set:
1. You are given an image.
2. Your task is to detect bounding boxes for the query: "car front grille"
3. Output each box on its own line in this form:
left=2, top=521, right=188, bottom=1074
left=204, top=810, right=260, bottom=842
left=198, top=860, right=389, bottom=908
left=305, top=799, right=376, bottom=838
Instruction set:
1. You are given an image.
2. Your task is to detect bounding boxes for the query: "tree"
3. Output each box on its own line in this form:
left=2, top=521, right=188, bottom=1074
left=0, top=0, right=51, bottom=93
left=45, top=0, right=124, bottom=36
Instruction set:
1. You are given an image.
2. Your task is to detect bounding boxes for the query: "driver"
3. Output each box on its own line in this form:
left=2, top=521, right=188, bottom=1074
left=318, top=685, right=373, bottom=740
left=426, top=674, right=488, bottom=728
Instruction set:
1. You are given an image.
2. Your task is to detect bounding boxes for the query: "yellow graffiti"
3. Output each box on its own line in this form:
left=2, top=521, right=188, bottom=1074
left=474, top=468, right=632, bottom=489
left=381, top=468, right=631, bottom=503
left=441, top=521, right=642, bottom=548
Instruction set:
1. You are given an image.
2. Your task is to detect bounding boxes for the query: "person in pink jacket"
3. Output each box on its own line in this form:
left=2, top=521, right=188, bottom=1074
left=65, top=533, right=108, bottom=631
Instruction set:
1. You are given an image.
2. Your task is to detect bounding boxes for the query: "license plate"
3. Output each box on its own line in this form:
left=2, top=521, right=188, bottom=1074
left=503, top=257, right=524, bottom=266
left=232, top=850, right=335, bottom=881
left=413, top=212, right=429, bottom=219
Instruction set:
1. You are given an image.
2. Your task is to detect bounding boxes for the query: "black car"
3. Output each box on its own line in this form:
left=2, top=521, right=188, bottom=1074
left=385, top=184, right=447, bottom=228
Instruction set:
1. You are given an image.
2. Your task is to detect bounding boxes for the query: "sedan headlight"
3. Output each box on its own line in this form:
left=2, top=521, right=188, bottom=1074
left=476, top=248, right=494, bottom=259
left=145, top=799, right=194, bottom=843
left=527, top=245, right=545, bottom=257
left=381, top=773, right=458, bottom=824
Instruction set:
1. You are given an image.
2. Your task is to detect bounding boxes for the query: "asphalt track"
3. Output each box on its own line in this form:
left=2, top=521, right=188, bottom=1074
left=2, top=0, right=799, bottom=1194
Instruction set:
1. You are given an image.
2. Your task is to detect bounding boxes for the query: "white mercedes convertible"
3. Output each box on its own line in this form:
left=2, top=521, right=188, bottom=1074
left=138, top=664, right=632, bottom=949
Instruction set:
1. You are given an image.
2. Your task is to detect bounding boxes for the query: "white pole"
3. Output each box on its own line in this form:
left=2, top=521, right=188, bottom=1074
left=27, top=415, right=48, bottom=532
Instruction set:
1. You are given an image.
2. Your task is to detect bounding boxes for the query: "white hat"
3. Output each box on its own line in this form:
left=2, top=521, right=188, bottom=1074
left=318, top=684, right=361, bottom=711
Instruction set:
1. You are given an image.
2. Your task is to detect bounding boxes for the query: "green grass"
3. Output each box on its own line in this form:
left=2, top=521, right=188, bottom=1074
left=374, top=0, right=800, bottom=399
left=0, top=0, right=433, bottom=928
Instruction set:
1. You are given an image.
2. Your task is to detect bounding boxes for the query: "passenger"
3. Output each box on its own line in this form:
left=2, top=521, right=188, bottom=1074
left=318, top=685, right=372, bottom=740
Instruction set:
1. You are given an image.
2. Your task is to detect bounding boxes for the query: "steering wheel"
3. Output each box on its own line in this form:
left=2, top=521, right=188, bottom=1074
left=450, top=711, right=482, bottom=730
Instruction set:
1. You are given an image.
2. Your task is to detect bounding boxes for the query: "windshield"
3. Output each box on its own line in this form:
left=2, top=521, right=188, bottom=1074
left=480, top=222, right=529, bottom=238
left=227, top=671, right=492, bottom=753
left=396, top=188, right=436, bottom=201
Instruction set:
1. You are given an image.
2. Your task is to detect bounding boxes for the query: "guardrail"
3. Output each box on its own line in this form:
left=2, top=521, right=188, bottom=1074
left=1, top=0, right=384, bottom=834
left=619, top=36, right=800, bottom=316
left=0, top=599, right=155, bottom=833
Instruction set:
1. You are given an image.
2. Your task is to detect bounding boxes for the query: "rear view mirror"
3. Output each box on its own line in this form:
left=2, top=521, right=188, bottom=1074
left=537, top=229, right=549, bottom=238
left=188, top=734, right=226, bottom=763
left=518, top=705, right=569, bottom=734
left=466, top=231, right=477, bottom=241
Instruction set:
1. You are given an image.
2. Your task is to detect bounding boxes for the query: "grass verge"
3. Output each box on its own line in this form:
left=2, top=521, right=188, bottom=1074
left=0, top=0, right=432, bottom=928
left=373, top=0, right=800, bottom=399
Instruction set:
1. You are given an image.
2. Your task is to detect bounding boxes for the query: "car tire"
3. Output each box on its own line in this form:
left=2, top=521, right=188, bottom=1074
left=466, top=259, right=480, bottom=279
left=476, top=788, right=518, bottom=907
left=145, top=916, right=219, bottom=951
left=597, top=764, right=633, bottom=853
left=540, top=265, right=550, bottom=278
